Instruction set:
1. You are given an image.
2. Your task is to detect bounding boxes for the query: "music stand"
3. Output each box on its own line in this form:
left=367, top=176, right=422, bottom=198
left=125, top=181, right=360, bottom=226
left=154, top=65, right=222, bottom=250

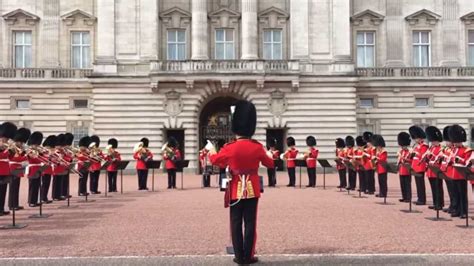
left=146, top=160, right=161, bottom=192
left=318, top=160, right=332, bottom=190
left=176, top=160, right=189, bottom=190
left=77, top=162, right=94, bottom=203
left=424, top=165, right=451, bottom=221
left=116, top=161, right=130, bottom=194
left=100, top=161, right=112, bottom=197
left=387, top=163, right=398, bottom=174
left=1, top=170, right=27, bottom=230
left=295, top=160, right=306, bottom=189
left=30, top=165, right=54, bottom=218
left=454, top=166, right=473, bottom=228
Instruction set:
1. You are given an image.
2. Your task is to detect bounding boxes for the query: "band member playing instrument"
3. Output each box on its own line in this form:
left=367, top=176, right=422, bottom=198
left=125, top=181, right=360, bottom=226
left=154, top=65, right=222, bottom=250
left=199, top=147, right=212, bottom=187
left=9, top=128, right=30, bottom=211
left=440, top=126, right=456, bottom=214
left=354, top=136, right=367, bottom=193
left=266, top=138, right=279, bottom=187
left=397, top=132, right=412, bottom=203
left=89, top=135, right=104, bottom=194
left=77, top=136, right=92, bottom=196
left=304, top=136, right=318, bottom=188
left=282, top=137, right=298, bottom=187
left=134, top=138, right=153, bottom=190
left=0, top=122, right=17, bottom=216
left=26, top=131, right=44, bottom=207
left=62, top=133, right=75, bottom=199
left=163, top=137, right=182, bottom=189
left=335, top=138, right=346, bottom=189
left=424, top=126, right=444, bottom=210
left=448, top=125, right=472, bottom=219
left=362, top=132, right=375, bottom=195
left=208, top=100, right=274, bottom=265
left=409, top=126, right=428, bottom=205
left=106, top=138, right=121, bottom=193
left=41, top=135, right=56, bottom=203
left=372, top=135, right=388, bottom=198
left=345, top=136, right=357, bottom=190
left=52, top=134, right=68, bottom=200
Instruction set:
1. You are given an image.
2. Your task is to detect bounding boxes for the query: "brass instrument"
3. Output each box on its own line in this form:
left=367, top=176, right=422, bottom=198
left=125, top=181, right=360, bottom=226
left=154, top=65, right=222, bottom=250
left=161, top=142, right=176, bottom=160
left=88, top=144, right=105, bottom=163
left=134, top=142, right=150, bottom=161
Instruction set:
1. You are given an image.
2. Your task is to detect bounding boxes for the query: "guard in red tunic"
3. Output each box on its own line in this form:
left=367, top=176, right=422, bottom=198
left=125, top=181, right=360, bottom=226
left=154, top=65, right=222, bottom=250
left=62, top=133, right=75, bottom=199
left=397, top=132, right=412, bottom=203
left=372, top=135, right=388, bottom=198
left=424, top=126, right=444, bottom=210
left=134, top=138, right=153, bottom=190
left=362, top=132, right=376, bottom=195
left=335, top=138, right=346, bottom=189
left=41, top=135, right=56, bottom=203
left=344, top=136, right=357, bottom=190
left=199, top=147, right=212, bottom=187
left=409, top=126, right=428, bottom=205
left=266, top=138, right=279, bottom=187
left=106, top=138, right=121, bottom=193
left=282, top=137, right=298, bottom=187
left=89, top=135, right=105, bottom=194
left=77, top=136, right=92, bottom=196
left=9, top=128, right=30, bottom=211
left=440, top=126, right=456, bottom=214
left=163, top=137, right=182, bottom=189
left=0, top=122, right=17, bottom=216
left=52, top=134, right=67, bottom=200
left=208, top=100, right=274, bottom=265
left=304, top=136, right=318, bottom=188
left=449, top=125, right=472, bottom=219
left=354, top=136, right=367, bottom=193
left=26, top=131, right=44, bottom=207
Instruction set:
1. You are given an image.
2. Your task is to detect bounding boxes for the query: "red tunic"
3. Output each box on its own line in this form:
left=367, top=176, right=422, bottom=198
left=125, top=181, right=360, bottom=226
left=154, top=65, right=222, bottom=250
left=398, top=148, right=412, bottom=176
left=51, top=149, right=68, bottom=175
left=426, top=145, right=441, bottom=179
left=411, top=141, right=429, bottom=173
left=304, top=147, right=318, bottom=169
left=164, top=148, right=182, bottom=170
left=283, top=148, right=298, bottom=168
left=449, top=146, right=472, bottom=180
left=134, top=150, right=153, bottom=170
left=362, top=146, right=375, bottom=171
left=26, top=155, right=44, bottom=178
left=335, top=148, right=346, bottom=170
left=76, top=151, right=90, bottom=172
left=89, top=150, right=105, bottom=172
left=9, top=152, right=27, bottom=177
left=353, top=148, right=364, bottom=171
left=209, top=139, right=274, bottom=201
left=441, top=146, right=454, bottom=177
left=0, top=149, right=10, bottom=176
left=106, top=151, right=122, bottom=172
left=375, top=149, right=388, bottom=174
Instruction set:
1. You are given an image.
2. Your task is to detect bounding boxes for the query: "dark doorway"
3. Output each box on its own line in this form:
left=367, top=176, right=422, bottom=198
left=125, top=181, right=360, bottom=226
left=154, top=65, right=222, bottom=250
left=164, top=129, right=185, bottom=159
left=266, top=128, right=286, bottom=171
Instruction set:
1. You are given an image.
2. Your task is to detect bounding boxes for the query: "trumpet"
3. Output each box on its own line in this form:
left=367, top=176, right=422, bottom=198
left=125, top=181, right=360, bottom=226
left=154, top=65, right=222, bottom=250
left=88, top=145, right=105, bottom=163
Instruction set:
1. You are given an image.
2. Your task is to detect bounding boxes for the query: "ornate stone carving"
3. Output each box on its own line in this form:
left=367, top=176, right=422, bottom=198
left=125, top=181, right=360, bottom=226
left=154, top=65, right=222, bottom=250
left=159, top=7, right=191, bottom=28
left=2, top=9, right=40, bottom=26
left=209, top=8, right=240, bottom=27
left=267, top=90, right=288, bottom=116
left=291, top=80, right=300, bottom=92
left=351, top=9, right=385, bottom=26
left=461, top=12, right=474, bottom=25
left=258, top=7, right=289, bottom=28
left=220, top=80, right=230, bottom=90
left=164, top=90, right=183, bottom=116
left=150, top=82, right=159, bottom=93
left=185, top=80, right=194, bottom=92
left=256, top=79, right=265, bottom=91
left=405, top=9, right=441, bottom=26
left=61, top=9, right=96, bottom=26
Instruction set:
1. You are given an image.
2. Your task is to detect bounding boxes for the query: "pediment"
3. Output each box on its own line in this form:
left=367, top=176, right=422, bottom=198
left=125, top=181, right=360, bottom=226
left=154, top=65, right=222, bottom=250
left=61, top=9, right=96, bottom=26
left=209, top=7, right=240, bottom=18
left=2, top=9, right=39, bottom=25
left=159, top=7, right=191, bottom=19
left=405, top=9, right=440, bottom=25
left=258, top=7, right=289, bottom=19
left=461, top=12, right=474, bottom=24
left=351, top=9, right=384, bottom=26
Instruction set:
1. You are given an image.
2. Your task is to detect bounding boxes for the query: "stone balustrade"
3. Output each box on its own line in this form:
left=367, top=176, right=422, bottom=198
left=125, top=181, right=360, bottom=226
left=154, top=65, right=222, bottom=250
left=0, top=68, right=93, bottom=79
left=355, top=67, right=474, bottom=78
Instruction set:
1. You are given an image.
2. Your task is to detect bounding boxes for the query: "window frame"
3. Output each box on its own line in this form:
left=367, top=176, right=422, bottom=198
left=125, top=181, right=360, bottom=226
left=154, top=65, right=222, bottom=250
left=11, top=97, right=31, bottom=110
left=167, top=29, right=187, bottom=61
left=468, top=30, right=474, bottom=66
left=356, top=31, right=376, bottom=68
left=71, top=31, right=91, bottom=69
left=263, top=29, right=283, bottom=60
left=358, top=96, right=376, bottom=108
left=215, top=28, right=235, bottom=60
left=13, top=31, right=32, bottom=68
left=70, top=97, right=89, bottom=109
left=414, top=95, right=432, bottom=108
left=412, top=31, right=431, bottom=67
left=71, top=126, right=89, bottom=147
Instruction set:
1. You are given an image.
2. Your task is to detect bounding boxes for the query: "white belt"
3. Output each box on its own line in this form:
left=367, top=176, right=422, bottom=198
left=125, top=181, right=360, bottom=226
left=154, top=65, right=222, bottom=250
left=287, top=158, right=295, bottom=160
left=0, top=159, right=9, bottom=162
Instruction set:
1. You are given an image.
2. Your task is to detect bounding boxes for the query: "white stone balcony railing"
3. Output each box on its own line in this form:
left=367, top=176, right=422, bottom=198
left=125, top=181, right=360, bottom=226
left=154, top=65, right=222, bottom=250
left=0, top=68, right=93, bottom=79
left=355, top=67, right=474, bottom=78
left=150, top=60, right=300, bottom=74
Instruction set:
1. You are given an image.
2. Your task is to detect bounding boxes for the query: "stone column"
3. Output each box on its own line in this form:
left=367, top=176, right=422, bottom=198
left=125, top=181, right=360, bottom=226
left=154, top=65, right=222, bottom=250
left=332, top=0, right=351, bottom=62
left=441, top=0, right=460, bottom=66
left=241, top=0, right=258, bottom=59
left=290, top=0, right=309, bottom=59
left=41, top=0, right=60, bottom=67
left=94, top=0, right=117, bottom=73
left=191, top=0, right=208, bottom=60
left=140, top=0, right=159, bottom=60
left=385, top=0, right=404, bottom=66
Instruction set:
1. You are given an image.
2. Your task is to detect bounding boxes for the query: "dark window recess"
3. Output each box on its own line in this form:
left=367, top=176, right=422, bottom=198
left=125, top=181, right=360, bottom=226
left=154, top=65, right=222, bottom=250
left=73, top=99, right=88, bottom=109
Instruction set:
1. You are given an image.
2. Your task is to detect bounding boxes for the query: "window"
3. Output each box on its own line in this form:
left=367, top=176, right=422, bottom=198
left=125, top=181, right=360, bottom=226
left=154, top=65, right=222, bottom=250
left=73, top=99, right=88, bottom=109
left=215, top=29, right=234, bottom=60
left=72, top=126, right=88, bottom=146
left=263, top=29, right=282, bottom=60
left=415, top=97, right=430, bottom=107
left=413, top=31, right=431, bottom=67
left=471, top=97, right=474, bottom=107
left=356, top=32, right=375, bottom=67
left=71, top=32, right=91, bottom=68
left=359, top=97, right=374, bottom=108
left=167, top=30, right=186, bottom=60
left=468, top=30, right=474, bottom=66
left=15, top=99, right=30, bottom=109
left=14, top=31, right=32, bottom=68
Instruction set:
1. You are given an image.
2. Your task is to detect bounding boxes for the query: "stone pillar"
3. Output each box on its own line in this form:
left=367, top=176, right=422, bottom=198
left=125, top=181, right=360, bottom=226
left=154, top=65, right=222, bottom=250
left=441, top=0, right=460, bottom=66
left=241, top=0, right=258, bottom=59
left=290, top=0, right=309, bottom=59
left=94, top=0, right=117, bottom=73
left=140, top=0, right=159, bottom=60
left=332, top=0, right=351, bottom=62
left=191, top=0, right=208, bottom=60
left=41, top=0, right=60, bottom=67
left=385, top=0, right=404, bottom=66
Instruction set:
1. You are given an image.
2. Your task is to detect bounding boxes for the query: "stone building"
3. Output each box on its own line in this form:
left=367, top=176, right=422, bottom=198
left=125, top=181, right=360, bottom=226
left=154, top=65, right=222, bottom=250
left=0, top=0, right=473, bottom=170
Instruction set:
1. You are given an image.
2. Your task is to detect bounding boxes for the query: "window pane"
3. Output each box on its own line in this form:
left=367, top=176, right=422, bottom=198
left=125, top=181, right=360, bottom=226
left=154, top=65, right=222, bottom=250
left=421, top=32, right=429, bottom=43
left=366, top=46, right=374, bottom=67
left=225, top=43, right=234, bottom=59
left=15, top=32, right=23, bottom=44
left=357, top=33, right=364, bottom=45
left=216, top=43, right=224, bottom=59
left=421, top=45, right=429, bottom=66
left=273, top=30, right=282, bottom=42
left=168, top=44, right=176, bottom=60
left=469, top=46, right=474, bottom=66
left=264, top=31, right=272, bottom=42
left=413, top=46, right=420, bottom=66
left=263, top=43, right=272, bottom=59
left=72, top=33, right=81, bottom=45
left=225, top=29, right=233, bottom=41
left=177, top=30, right=185, bottom=42
left=273, top=44, right=282, bottom=59
left=413, top=32, right=419, bottom=43
left=72, top=47, right=81, bottom=68
left=25, top=46, right=32, bottom=68
left=471, top=97, right=474, bottom=107
left=360, top=98, right=374, bottom=107
left=82, top=32, right=90, bottom=45
left=469, top=31, right=474, bottom=43
left=366, top=32, right=374, bottom=44
left=177, top=44, right=186, bottom=60
left=357, top=46, right=365, bottom=67
left=16, top=100, right=30, bottom=109
left=15, top=46, right=23, bottom=67
left=415, top=98, right=429, bottom=107
left=216, top=29, right=224, bottom=42
left=83, top=47, right=90, bottom=68
left=73, top=99, right=88, bottom=108
left=24, top=32, right=32, bottom=44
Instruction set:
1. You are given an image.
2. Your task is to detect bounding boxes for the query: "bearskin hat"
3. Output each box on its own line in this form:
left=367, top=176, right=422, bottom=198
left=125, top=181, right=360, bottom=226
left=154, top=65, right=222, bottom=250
left=267, top=137, right=277, bottom=148
left=90, top=135, right=100, bottom=147
left=140, top=137, right=149, bottom=148
left=168, top=137, right=178, bottom=148
left=0, top=122, right=17, bottom=139
left=363, top=132, right=373, bottom=143
left=64, top=133, right=74, bottom=146
left=443, top=126, right=451, bottom=142
left=28, top=131, right=43, bottom=146
left=108, top=138, right=118, bottom=149
left=43, top=135, right=57, bottom=147
left=371, top=134, right=386, bottom=147
left=345, top=136, right=355, bottom=148
left=78, top=136, right=91, bottom=148
left=335, top=138, right=345, bottom=148
left=356, top=136, right=366, bottom=147
left=448, top=124, right=466, bottom=143
left=397, top=132, right=411, bottom=146
left=14, top=128, right=31, bottom=143
left=409, top=125, right=426, bottom=140
left=306, top=136, right=316, bottom=146
left=286, top=137, right=295, bottom=147
left=425, top=126, right=443, bottom=142
left=231, top=100, right=257, bottom=137
left=56, top=134, right=66, bottom=147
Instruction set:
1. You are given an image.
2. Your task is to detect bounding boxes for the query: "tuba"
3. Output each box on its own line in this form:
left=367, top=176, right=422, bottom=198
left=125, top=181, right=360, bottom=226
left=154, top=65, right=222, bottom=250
left=161, top=142, right=175, bottom=160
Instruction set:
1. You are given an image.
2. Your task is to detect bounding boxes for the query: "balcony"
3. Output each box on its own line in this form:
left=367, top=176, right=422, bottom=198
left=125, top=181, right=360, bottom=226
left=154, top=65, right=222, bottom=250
left=0, top=68, right=93, bottom=79
left=355, top=67, right=474, bottom=78
left=150, top=60, right=300, bottom=75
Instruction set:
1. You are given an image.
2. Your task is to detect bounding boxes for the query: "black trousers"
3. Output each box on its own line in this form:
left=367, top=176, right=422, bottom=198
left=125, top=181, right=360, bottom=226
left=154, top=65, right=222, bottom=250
left=267, top=168, right=276, bottom=187
left=307, top=168, right=316, bottom=187
left=167, top=169, right=177, bottom=188
left=89, top=170, right=100, bottom=193
left=28, top=177, right=41, bottom=205
left=78, top=170, right=89, bottom=195
left=358, top=170, right=366, bottom=192
left=61, top=174, right=70, bottom=197
left=428, top=178, right=444, bottom=209
left=378, top=172, right=388, bottom=197
left=230, top=198, right=259, bottom=262
left=41, top=174, right=52, bottom=201
left=8, top=176, right=20, bottom=209
left=348, top=169, right=357, bottom=189
left=108, top=171, right=118, bottom=192
left=219, top=168, right=226, bottom=187
left=413, top=172, right=426, bottom=203
left=137, top=169, right=148, bottom=190
left=399, top=175, right=412, bottom=201
left=445, top=179, right=455, bottom=211
left=453, top=179, right=468, bottom=216
left=338, top=169, right=347, bottom=188
left=0, top=176, right=8, bottom=211
left=367, top=169, right=375, bottom=193
left=287, top=168, right=296, bottom=186
left=52, top=175, right=64, bottom=200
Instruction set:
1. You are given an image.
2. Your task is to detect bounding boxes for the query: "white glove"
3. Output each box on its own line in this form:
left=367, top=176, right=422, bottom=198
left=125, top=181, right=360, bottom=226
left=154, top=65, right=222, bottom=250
left=266, top=150, right=273, bottom=159
left=279, top=154, right=285, bottom=160
left=204, top=140, right=215, bottom=152
left=296, top=154, right=305, bottom=160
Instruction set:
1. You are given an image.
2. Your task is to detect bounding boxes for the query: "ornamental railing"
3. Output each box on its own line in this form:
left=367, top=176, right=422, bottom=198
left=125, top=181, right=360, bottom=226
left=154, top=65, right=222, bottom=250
left=355, top=67, right=474, bottom=77
left=0, top=68, right=93, bottom=79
